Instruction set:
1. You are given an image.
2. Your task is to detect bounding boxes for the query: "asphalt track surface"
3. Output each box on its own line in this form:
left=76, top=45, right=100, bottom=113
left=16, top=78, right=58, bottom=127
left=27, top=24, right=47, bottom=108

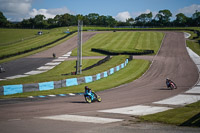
left=0, top=31, right=199, bottom=133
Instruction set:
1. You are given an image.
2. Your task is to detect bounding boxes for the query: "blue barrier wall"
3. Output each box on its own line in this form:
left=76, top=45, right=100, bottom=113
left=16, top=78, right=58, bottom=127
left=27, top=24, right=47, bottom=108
left=0, top=59, right=129, bottom=95
left=96, top=73, right=101, bottom=80
left=3, top=84, right=23, bottom=95
left=39, top=81, right=54, bottom=91
left=66, top=78, right=78, bottom=87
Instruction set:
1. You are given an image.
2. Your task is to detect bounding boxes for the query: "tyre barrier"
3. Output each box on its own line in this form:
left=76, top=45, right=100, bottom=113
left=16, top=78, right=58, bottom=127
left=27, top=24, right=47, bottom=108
left=0, top=59, right=129, bottom=96
left=91, top=48, right=154, bottom=55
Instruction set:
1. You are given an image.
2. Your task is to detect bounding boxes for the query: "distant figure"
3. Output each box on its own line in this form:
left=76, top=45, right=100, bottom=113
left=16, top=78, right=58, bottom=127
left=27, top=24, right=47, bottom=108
left=53, top=53, right=56, bottom=58
left=0, top=65, right=5, bottom=73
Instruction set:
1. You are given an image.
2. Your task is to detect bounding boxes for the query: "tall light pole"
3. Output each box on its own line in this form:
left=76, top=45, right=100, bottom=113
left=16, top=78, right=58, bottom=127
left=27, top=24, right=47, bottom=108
left=76, top=20, right=83, bottom=74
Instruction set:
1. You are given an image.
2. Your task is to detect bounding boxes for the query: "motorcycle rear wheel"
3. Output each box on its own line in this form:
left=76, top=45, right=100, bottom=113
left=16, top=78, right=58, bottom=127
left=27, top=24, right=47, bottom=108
left=170, top=82, right=177, bottom=90
left=85, top=96, right=92, bottom=103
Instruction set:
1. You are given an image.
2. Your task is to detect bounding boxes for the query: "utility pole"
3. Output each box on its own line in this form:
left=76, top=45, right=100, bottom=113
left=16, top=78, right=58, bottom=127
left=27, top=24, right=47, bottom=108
left=76, top=20, right=83, bottom=74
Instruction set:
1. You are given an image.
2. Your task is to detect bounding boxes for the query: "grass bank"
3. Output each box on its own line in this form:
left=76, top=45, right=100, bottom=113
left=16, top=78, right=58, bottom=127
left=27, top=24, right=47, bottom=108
left=0, top=58, right=150, bottom=98
left=71, top=31, right=164, bottom=56
left=0, top=27, right=77, bottom=63
left=140, top=101, right=200, bottom=127
left=0, top=56, right=128, bottom=86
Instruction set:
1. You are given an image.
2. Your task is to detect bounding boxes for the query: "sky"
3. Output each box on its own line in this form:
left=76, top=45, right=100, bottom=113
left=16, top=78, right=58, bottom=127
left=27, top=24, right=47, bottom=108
left=0, top=0, right=200, bottom=22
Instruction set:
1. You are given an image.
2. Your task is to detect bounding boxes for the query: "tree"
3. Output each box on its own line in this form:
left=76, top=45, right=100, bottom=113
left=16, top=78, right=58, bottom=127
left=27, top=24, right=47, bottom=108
left=58, top=13, right=76, bottom=26
left=0, top=11, right=9, bottom=27
left=34, top=14, right=47, bottom=28
left=174, top=13, right=188, bottom=26
left=192, top=10, right=200, bottom=26
left=106, top=16, right=117, bottom=27
left=135, top=12, right=152, bottom=26
left=86, top=13, right=100, bottom=25
left=155, top=9, right=172, bottom=26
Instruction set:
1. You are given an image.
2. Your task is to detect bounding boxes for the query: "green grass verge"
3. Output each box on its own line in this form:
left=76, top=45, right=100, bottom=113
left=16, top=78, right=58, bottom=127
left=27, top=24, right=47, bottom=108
left=71, top=31, right=164, bottom=56
left=0, top=55, right=127, bottom=86
left=0, top=28, right=48, bottom=44
left=0, top=27, right=77, bottom=63
left=187, top=40, right=200, bottom=56
left=140, top=101, right=200, bottom=127
left=0, top=58, right=150, bottom=99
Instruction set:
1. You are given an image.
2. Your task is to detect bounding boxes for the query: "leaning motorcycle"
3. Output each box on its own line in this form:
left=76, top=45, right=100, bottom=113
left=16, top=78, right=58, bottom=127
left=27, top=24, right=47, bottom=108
left=169, top=81, right=177, bottom=90
left=84, top=91, right=101, bottom=103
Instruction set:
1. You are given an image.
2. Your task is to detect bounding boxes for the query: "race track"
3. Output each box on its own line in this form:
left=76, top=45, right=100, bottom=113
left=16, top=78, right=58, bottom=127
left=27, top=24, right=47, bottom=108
left=0, top=31, right=199, bottom=133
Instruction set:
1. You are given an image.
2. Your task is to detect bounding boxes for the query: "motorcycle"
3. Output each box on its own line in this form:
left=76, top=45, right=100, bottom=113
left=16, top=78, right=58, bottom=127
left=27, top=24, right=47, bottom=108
left=169, top=81, right=177, bottom=90
left=84, top=91, right=101, bottom=103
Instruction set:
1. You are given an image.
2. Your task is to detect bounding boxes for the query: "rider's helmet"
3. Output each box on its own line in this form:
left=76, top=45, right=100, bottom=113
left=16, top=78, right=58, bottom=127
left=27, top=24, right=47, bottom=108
left=166, top=78, right=169, bottom=81
left=85, top=86, right=89, bottom=89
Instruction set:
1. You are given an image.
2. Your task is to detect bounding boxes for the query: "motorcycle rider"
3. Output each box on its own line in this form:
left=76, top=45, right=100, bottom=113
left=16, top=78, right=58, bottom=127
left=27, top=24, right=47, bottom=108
left=166, top=78, right=172, bottom=88
left=84, top=86, right=94, bottom=100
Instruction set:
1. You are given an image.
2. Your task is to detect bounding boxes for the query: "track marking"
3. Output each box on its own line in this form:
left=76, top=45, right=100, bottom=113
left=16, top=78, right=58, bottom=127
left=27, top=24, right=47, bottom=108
left=186, top=86, right=200, bottom=94
left=59, top=94, right=67, bottom=96
left=25, top=70, right=46, bottom=75
left=37, top=114, right=123, bottom=124
left=53, top=59, right=65, bottom=62
left=37, top=66, right=55, bottom=70
left=98, top=105, right=172, bottom=116
left=154, top=94, right=200, bottom=105
left=6, top=75, right=29, bottom=79
left=45, top=62, right=61, bottom=66
left=69, top=93, right=75, bottom=96
left=48, top=95, right=56, bottom=97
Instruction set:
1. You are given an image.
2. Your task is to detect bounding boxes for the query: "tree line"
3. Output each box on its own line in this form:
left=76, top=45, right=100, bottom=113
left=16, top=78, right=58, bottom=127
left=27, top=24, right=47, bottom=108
left=0, top=9, right=200, bottom=28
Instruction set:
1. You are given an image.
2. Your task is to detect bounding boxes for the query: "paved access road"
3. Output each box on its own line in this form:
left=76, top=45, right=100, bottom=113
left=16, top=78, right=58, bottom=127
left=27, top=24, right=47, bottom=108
left=0, top=31, right=199, bottom=133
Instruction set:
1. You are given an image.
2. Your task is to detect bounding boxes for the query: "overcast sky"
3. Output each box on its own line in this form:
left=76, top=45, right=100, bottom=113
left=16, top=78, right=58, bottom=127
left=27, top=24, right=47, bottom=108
left=0, top=0, right=200, bottom=22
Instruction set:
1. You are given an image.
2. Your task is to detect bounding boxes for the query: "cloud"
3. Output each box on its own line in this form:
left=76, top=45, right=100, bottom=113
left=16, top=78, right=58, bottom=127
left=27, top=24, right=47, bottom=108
left=115, top=11, right=131, bottom=22
left=0, top=0, right=32, bottom=15
left=29, top=7, right=73, bottom=19
left=177, top=4, right=200, bottom=16
left=0, top=0, right=32, bottom=21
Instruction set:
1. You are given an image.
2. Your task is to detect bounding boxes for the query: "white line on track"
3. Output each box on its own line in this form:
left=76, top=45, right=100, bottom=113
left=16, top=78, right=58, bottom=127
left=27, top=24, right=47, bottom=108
left=37, top=66, right=55, bottom=70
left=98, top=105, right=172, bottom=116
left=25, top=70, right=47, bottom=75
left=53, top=59, right=65, bottom=62
left=37, top=114, right=123, bottom=124
left=6, top=75, right=29, bottom=79
left=154, top=94, right=200, bottom=105
left=68, top=93, right=75, bottom=96
left=45, top=62, right=61, bottom=66
left=186, top=86, right=200, bottom=94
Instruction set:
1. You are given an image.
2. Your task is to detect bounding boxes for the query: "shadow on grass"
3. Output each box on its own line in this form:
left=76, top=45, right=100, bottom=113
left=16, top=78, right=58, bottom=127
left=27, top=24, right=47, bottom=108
left=180, top=113, right=200, bottom=127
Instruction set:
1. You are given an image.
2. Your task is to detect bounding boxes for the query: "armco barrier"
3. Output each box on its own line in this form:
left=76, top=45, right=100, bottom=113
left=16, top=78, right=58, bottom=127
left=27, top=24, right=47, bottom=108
left=0, top=59, right=129, bottom=96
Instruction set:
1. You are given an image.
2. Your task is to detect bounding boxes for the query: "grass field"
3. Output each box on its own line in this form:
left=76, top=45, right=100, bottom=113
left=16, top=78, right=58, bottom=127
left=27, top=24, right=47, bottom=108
left=0, top=58, right=150, bottom=98
left=140, top=101, right=200, bottom=127
left=0, top=28, right=48, bottom=44
left=0, top=27, right=77, bottom=63
left=0, top=56, right=129, bottom=86
left=71, top=31, right=164, bottom=56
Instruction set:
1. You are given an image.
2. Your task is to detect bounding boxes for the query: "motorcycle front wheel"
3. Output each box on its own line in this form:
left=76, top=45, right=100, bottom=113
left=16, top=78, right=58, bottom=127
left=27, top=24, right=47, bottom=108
left=93, top=92, right=101, bottom=102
